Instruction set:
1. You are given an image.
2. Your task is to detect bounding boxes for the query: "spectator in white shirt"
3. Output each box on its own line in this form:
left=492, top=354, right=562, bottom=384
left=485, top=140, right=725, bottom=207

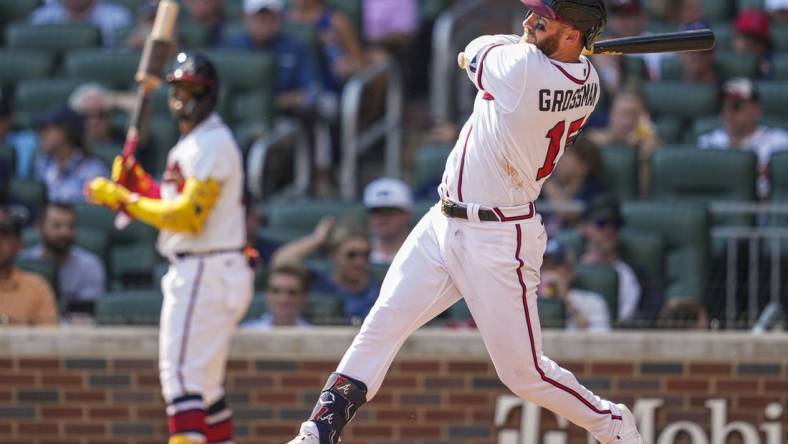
left=30, top=0, right=132, bottom=47
left=698, top=78, right=788, bottom=199
left=243, top=262, right=312, bottom=329
left=539, top=240, right=611, bottom=332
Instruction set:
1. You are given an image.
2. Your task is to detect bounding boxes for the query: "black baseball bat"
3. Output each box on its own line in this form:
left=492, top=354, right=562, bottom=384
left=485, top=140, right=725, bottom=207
left=585, top=29, right=715, bottom=55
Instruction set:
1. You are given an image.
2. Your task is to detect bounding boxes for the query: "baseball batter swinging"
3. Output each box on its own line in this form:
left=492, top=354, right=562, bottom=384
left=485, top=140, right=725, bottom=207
left=86, top=52, right=252, bottom=444
left=287, top=0, right=645, bottom=443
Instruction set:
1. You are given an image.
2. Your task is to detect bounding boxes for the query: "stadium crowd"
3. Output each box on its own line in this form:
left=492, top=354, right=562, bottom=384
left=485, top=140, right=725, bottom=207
left=0, top=0, right=786, bottom=331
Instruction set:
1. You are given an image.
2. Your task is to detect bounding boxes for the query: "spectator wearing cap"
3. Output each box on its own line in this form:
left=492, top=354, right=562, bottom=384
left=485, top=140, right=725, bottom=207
left=732, top=9, right=773, bottom=79
left=0, top=91, right=39, bottom=180
left=0, top=210, right=58, bottom=326
left=698, top=78, right=788, bottom=199
left=271, top=217, right=382, bottom=324
left=539, top=239, right=610, bottom=331
left=30, top=0, right=131, bottom=48
left=579, top=195, right=654, bottom=322
left=677, top=20, right=719, bottom=85
left=230, top=0, right=321, bottom=116
left=766, top=0, right=788, bottom=24
left=363, top=178, right=414, bottom=265
left=243, top=262, right=313, bottom=329
left=34, top=106, right=109, bottom=204
left=20, top=202, right=106, bottom=318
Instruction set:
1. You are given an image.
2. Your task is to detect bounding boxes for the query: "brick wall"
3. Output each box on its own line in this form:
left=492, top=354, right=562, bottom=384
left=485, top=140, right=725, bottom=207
left=1, top=329, right=787, bottom=444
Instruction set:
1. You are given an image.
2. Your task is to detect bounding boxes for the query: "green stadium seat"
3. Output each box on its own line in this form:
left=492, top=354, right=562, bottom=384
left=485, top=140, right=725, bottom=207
left=5, top=24, right=100, bottom=54
left=601, top=146, right=638, bottom=200
left=650, top=149, right=756, bottom=202
left=63, top=49, right=141, bottom=89
left=774, top=54, right=788, bottom=81
left=755, top=81, right=788, bottom=119
left=304, top=292, right=345, bottom=325
left=0, top=50, right=53, bottom=89
left=72, top=203, right=157, bottom=245
left=574, top=264, right=619, bottom=322
left=702, top=0, right=735, bottom=21
left=771, top=26, right=788, bottom=52
left=621, top=56, right=647, bottom=81
left=770, top=151, right=788, bottom=201
left=643, top=82, right=718, bottom=120
left=622, top=201, right=709, bottom=299
left=716, top=51, right=758, bottom=78
left=737, top=0, right=764, bottom=9
left=9, top=178, right=46, bottom=212
left=659, top=56, right=682, bottom=81
left=537, top=298, right=566, bottom=329
left=225, top=0, right=244, bottom=20
left=95, top=289, right=163, bottom=325
left=230, top=88, right=274, bottom=127
left=110, top=241, right=159, bottom=287
left=265, top=199, right=366, bottom=234
left=688, top=116, right=721, bottom=142
left=619, top=228, right=666, bottom=290
left=413, top=144, right=452, bottom=193
left=0, top=0, right=41, bottom=24
left=201, top=50, right=275, bottom=92
left=177, top=21, right=211, bottom=48
left=654, top=116, right=684, bottom=144
left=17, top=257, right=59, bottom=301
left=139, top=116, right=179, bottom=173
left=13, top=78, right=85, bottom=127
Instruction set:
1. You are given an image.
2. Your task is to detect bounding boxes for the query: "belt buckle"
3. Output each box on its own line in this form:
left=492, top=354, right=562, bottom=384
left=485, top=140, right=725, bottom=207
left=440, top=198, right=452, bottom=216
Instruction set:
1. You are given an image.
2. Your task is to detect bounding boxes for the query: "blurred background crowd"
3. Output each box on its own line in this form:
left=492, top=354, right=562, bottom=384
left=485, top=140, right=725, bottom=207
left=0, top=0, right=786, bottom=332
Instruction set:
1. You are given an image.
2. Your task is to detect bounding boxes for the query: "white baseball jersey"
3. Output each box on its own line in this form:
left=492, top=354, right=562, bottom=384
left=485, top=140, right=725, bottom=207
left=330, top=36, right=628, bottom=444
left=440, top=35, right=600, bottom=212
left=698, top=125, right=788, bottom=198
left=157, top=112, right=246, bottom=258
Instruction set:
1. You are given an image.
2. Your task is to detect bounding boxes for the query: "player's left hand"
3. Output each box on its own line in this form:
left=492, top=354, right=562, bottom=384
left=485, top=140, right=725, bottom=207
left=84, top=177, right=132, bottom=211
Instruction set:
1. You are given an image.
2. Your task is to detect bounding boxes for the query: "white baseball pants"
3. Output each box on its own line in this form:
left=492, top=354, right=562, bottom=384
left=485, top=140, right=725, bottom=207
left=159, top=252, right=253, bottom=405
left=336, top=204, right=623, bottom=443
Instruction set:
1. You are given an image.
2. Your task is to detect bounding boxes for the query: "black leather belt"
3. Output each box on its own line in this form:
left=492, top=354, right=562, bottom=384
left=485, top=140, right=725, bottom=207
left=441, top=199, right=500, bottom=221
left=174, top=248, right=243, bottom=259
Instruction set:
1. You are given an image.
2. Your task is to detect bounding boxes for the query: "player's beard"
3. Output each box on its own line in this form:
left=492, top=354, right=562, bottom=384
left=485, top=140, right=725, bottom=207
left=536, top=31, right=561, bottom=57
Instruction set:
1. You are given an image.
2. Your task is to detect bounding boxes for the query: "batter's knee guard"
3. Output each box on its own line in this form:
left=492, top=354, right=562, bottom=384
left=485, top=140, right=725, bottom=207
left=205, top=396, right=233, bottom=444
left=167, top=394, right=206, bottom=440
left=309, top=373, right=368, bottom=444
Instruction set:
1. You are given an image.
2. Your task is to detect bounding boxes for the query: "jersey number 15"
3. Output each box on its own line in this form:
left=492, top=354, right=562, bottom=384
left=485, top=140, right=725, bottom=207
left=535, top=116, right=586, bottom=181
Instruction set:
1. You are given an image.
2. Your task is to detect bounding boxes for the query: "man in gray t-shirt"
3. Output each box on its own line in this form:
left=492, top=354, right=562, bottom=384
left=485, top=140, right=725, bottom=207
left=20, top=203, right=105, bottom=312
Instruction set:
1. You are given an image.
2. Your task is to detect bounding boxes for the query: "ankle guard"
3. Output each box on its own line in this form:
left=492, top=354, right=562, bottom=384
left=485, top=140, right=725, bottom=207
left=309, top=373, right=368, bottom=444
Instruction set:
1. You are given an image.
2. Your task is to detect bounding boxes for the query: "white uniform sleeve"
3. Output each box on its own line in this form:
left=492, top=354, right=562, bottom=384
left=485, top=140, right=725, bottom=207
left=190, top=133, right=234, bottom=182
left=464, top=36, right=530, bottom=112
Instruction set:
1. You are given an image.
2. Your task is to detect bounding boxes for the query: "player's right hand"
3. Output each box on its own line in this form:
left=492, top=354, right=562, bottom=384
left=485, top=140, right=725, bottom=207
left=84, top=177, right=132, bottom=211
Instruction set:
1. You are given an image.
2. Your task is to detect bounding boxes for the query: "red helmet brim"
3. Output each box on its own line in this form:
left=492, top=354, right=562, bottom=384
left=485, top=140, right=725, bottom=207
left=520, top=0, right=558, bottom=20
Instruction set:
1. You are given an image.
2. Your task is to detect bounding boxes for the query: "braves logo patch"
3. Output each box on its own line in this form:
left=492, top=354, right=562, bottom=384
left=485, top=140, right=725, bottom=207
left=163, top=161, right=186, bottom=193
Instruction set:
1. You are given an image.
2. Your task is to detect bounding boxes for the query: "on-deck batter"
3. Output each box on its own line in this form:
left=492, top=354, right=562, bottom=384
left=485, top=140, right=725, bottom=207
left=286, top=1, right=644, bottom=443
left=86, top=52, right=252, bottom=444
